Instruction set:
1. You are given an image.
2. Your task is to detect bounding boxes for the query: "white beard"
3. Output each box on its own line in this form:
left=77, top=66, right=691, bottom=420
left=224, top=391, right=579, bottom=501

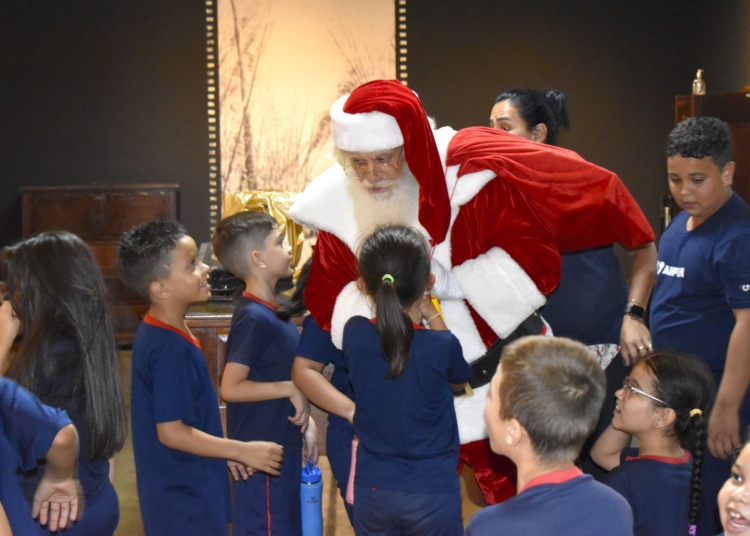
left=345, top=165, right=422, bottom=249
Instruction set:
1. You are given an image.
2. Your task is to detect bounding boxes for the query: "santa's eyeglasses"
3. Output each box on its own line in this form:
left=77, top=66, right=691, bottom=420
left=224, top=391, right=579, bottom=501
left=344, top=149, right=403, bottom=180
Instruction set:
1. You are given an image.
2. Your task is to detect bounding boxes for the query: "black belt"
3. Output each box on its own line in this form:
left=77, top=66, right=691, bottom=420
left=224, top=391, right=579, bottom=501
left=466, top=312, right=544, bottom=389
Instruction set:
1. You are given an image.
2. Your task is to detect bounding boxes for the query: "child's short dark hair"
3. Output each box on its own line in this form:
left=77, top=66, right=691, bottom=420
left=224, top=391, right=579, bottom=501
left=117, top=218, right=187, bottom=298
left=212, top=211, right=278, bottom=279
left=498, top=336, right=605, bottom=463
left=667, top=116, right=732, bottom=168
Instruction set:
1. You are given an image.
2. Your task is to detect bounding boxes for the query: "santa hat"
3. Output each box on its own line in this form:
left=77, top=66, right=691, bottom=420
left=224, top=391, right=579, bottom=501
left=330, top=79, right=450, bottom=245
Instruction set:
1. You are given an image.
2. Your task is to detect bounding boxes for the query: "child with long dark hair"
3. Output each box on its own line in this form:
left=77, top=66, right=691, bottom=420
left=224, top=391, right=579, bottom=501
left=591, top=351, right=715, bottom=535
left=2, top=231, right=127, bottom=535
left=326, top=225, right=472, bottom=535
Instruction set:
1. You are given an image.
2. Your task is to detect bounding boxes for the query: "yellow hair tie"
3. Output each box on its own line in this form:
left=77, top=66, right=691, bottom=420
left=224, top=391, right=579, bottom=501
left=689, top=409, right=703, bottom=418
left=381, top=274, right=395, bottom=284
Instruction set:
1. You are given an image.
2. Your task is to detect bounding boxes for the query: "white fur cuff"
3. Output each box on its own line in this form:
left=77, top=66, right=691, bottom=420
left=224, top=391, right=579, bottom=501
left=453, top=247, right=546, bottom=339
left=455, top=383, right=490, bottom=444
left=330, top=281, right=374, bottom=349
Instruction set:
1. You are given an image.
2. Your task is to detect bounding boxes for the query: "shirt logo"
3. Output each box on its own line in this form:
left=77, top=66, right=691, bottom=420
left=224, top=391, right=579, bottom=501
left=657, top=261, right=685, bottom=278
left=743, top=284, right=750, bottom=292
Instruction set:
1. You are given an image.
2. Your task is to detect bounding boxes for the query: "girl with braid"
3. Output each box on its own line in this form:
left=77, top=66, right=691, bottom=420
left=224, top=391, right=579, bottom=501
left=323, top=225, right=472, bottom=536
left=591, top=352, right=715, bottom=535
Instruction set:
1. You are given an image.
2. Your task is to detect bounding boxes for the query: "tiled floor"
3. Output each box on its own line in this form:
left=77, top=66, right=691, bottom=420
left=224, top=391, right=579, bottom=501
left=114, top=350, right=484, bottom=535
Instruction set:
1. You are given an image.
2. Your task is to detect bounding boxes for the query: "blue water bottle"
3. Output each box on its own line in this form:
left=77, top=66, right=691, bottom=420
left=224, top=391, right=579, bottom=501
left=301, top=461, right=323, bottom=536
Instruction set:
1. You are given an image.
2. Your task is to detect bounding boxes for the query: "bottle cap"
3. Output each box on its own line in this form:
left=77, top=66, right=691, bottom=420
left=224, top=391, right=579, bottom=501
left=301, top=461, right=322, bottom=483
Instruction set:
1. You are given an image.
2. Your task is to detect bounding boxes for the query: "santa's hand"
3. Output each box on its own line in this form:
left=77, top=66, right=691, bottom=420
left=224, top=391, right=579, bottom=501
left=430, top=259, right=464, bottom=300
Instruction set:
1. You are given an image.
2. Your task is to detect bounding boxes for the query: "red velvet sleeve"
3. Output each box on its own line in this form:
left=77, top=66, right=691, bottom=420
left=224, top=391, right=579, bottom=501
left=448, top=127, right=655, bottom=252
left=303, top=230, right=359, bottom=333
left=451, top=179, right=562, bottom=296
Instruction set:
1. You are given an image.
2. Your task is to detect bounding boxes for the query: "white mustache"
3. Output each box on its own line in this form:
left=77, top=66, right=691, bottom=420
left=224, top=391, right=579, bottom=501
left=362, top=179, right=397, bottom=189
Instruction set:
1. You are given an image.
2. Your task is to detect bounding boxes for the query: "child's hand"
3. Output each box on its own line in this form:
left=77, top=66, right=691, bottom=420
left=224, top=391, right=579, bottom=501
left=289, top=386, right=311, bottom=431
left=302, top=418, right=320, bottom=464
left=240, top=441, right=284, bottom=476
left=227, top=460, right=254, bottom=481
left=32, top=475, right=81, bottom=532
left=419, top=293, right=439, bottom=319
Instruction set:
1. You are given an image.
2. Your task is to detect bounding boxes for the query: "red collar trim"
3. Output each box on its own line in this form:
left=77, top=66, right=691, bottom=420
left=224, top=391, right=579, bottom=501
left=143, top=314, right=201, bottom=349
left=368, top=317, right=425, bottom=330
left=625, top=449, right=690, bottom=465
left=242, top=291, right=277, bottom=311
left=520, top=466, right=583, bottom=494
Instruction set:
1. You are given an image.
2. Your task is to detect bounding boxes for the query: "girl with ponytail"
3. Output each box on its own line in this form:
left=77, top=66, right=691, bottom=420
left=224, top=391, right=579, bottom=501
left=591, top=352, right=715, bottom=535
left=335, top=224, right=472, bottom=536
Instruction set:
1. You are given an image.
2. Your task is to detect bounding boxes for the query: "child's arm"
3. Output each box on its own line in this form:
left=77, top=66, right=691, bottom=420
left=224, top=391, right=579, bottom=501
left=292, top=356, right=355, bottom=423
left=302, top=416, right=320, bottom=464
left=0, top=500, right=10, bottom=536
left=708, top=308, right=750, bottom=459
left=32, top=423, right=80, bottom=532
left=156, top=420, right=284, bottom=475
left=220, top=363, right=310, bottom=428
left=590, top=424, right=631, bottom=471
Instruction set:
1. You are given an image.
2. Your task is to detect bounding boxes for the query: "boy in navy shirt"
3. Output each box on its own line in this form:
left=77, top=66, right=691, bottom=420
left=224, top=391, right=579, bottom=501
left=651, top=116, right=750, bottom=535
left=465, top=336, right=633, bottom=536
left=213, top=211, right=317, bottom=536
left=117, top=218, right=284, bottom=536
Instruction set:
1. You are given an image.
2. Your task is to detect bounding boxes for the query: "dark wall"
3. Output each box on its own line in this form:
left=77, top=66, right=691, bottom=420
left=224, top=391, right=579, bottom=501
left=407, top=0, right=706, bottom=236
left=695, top=3, right=750, bottom=93
left=0, top=1, right=210, bottom=247
left=1, top=1, right=749, bottom=249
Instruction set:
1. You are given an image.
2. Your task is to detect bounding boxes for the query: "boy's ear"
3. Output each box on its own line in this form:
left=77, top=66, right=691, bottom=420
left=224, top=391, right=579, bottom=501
left=250, top=250, right=265, bottom=269
left=722, top=161, right=736, bottom=186
left=149, top=279, right=170, bottom=302
left=652, top=407, right=677, bottom=430
left=506, top=417, right=525, bottom=447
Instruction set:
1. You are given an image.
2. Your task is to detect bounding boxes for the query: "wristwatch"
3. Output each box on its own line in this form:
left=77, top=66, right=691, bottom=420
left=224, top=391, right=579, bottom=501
left=624, top=303, right=645, bottom=319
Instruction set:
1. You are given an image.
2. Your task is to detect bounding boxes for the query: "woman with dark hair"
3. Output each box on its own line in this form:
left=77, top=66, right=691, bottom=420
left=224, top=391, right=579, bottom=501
left=490, top=88, right=570, bottom=146
left=490, top=88, right=658, bottom=480
left=2, top=231, right=127, bottom=535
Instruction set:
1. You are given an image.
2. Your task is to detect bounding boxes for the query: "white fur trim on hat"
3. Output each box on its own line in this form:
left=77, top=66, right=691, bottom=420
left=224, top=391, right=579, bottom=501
left=330, top=94, right=404, bottom=152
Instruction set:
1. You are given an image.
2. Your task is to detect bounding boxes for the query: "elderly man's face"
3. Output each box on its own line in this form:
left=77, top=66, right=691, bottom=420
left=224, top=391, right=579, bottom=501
left=344, top=147, right=405, bottom=197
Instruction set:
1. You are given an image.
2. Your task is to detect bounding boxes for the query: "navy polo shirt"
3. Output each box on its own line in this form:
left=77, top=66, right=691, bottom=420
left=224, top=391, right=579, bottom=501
left=1, top=378, right=72, bottom=536
left=225, top=293, right=302, bottom=452
left=605, top=448, right=692, bottom=536
left=651, top=193, right=750, bottom=375
left=344, top=316, right=471, bottom=494
left=131, top=315, right=230, bottom=536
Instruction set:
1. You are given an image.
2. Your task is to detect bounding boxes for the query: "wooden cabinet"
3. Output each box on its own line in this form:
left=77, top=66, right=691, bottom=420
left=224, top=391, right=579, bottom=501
left=20, top=184, right=179, bottom=345
left=675, top=92, right=750, bottom=205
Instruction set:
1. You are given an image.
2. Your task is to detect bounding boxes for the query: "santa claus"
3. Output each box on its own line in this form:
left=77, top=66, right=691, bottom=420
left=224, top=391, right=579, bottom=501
left=290, top=79, right=654, bottom=504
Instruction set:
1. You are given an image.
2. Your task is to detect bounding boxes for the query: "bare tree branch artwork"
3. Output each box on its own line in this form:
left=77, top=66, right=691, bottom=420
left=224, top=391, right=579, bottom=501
left=218, top=0, right=395, bottom=199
